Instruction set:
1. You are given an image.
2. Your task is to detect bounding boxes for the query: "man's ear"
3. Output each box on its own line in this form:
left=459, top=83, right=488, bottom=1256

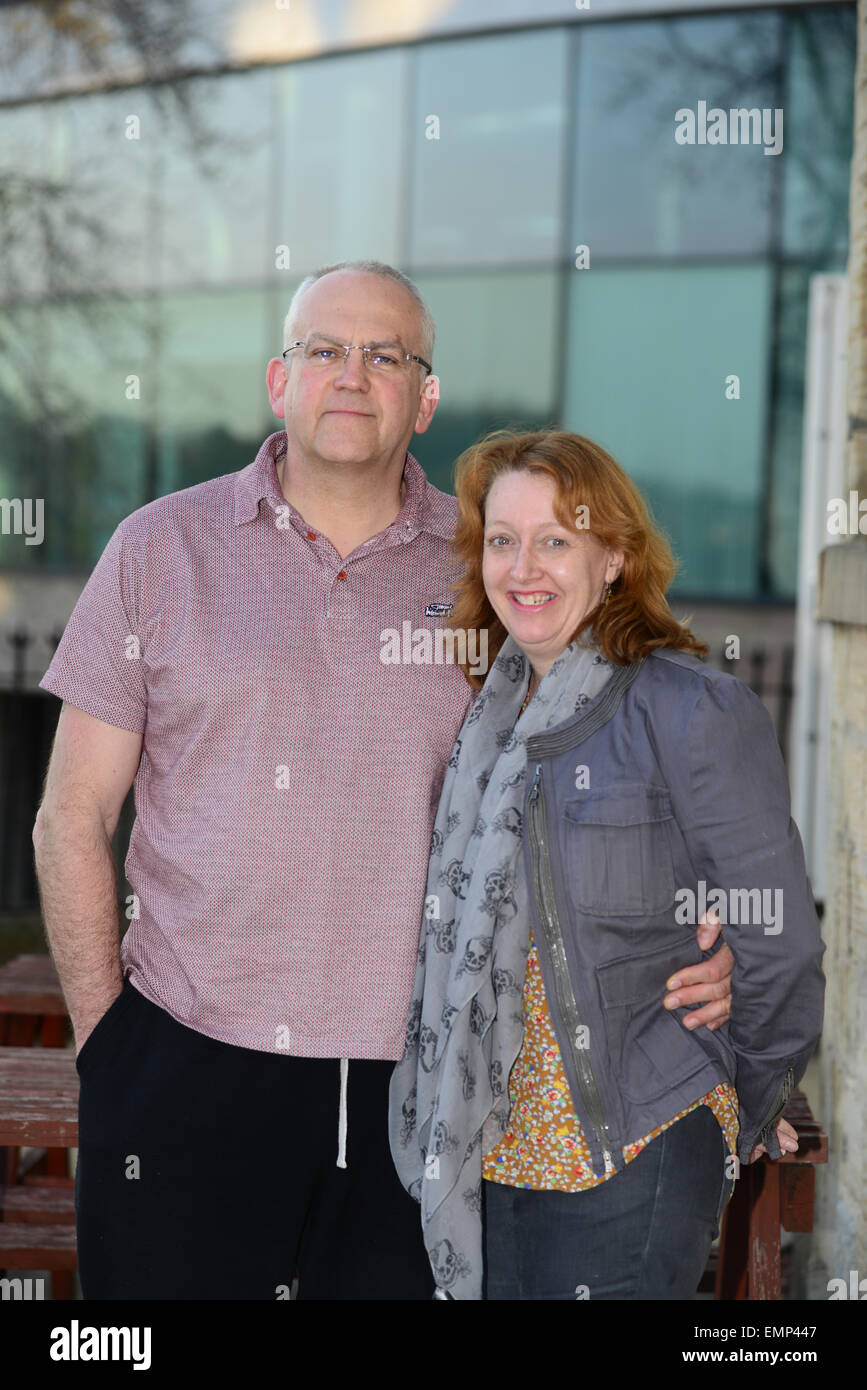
left=414, top=374, right=440, bottom=435
left=266, top=357, right=288, bottom=418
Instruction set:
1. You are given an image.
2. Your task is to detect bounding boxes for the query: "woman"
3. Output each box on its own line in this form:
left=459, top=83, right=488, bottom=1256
left=389, top=429, right=825, bottom=1301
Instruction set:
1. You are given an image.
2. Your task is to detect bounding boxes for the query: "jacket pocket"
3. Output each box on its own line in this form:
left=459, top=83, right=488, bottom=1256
left=75, top=979, right=135, bottom=1078
left=562, top=783, right=676, bottom=917
left=596, top=940, right=710, bottom=1104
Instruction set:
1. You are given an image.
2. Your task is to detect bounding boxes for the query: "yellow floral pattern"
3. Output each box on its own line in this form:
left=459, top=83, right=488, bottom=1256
left=483, top=930, right=740, bottom=1190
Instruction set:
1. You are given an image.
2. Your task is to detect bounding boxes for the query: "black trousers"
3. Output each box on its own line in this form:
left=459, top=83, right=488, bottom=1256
left=74, top=979, right=434, bottom=1300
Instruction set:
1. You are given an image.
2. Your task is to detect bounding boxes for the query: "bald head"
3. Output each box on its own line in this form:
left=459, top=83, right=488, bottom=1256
left=283, top=260, right=434, bottom=367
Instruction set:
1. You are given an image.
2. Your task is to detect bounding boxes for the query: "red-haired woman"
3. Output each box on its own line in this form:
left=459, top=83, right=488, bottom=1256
left=389, top=429, right=824, bottom=1301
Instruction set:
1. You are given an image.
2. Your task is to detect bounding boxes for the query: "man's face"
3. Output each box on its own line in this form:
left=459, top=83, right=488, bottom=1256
left=266, top=270, right=437, bottom=469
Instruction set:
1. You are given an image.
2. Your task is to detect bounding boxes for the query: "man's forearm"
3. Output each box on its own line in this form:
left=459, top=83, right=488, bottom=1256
left=33, top=813, right=124, bottom=1050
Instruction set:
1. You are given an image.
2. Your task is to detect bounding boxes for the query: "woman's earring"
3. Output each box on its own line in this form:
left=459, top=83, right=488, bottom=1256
left=604, top=583, right=613, bottom=605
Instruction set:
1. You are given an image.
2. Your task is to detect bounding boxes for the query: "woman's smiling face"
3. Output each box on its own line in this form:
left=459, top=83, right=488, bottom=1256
left=481, top=469, right=623, bottom=679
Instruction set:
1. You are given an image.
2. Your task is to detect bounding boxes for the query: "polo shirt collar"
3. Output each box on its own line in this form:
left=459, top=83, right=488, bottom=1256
left=233, top=430, right=452, bottom=542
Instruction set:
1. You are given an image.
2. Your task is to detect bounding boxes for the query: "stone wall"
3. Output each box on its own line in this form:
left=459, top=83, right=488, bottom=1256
left=809, top=565, right=867, bottom=1298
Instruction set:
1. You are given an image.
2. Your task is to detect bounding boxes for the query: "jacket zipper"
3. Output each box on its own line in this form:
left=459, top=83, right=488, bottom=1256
left=528, top=762, right=615, bottom=1175
left=755, top=1064, right=795, bottom=1148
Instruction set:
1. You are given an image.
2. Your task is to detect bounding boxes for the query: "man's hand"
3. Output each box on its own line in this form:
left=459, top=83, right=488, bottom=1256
left=747, top=1116, right=799, bottom=1163
left=663, top=910, right=732, bottom=1031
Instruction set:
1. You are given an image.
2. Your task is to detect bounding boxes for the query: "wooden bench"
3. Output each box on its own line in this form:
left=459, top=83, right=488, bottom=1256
left=0, top=1219, right=77, bottom=1272
left=0, top=1045, right=78, bottom=1151
left=0, top=954, right=68, bottom=1047
left=0, top=954, right=69, bottom=1190
left=0, top=1045, right=79, bottom=1295
left=0, top=1030, right=829, bottom=1301
left=2, top=1180, right=76, bottom=1224
left=703, top=1087, right=829, bottom=1300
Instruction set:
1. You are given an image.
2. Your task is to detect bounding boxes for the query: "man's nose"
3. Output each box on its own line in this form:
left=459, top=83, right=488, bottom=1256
left=333, top=347, right=369, bottom=389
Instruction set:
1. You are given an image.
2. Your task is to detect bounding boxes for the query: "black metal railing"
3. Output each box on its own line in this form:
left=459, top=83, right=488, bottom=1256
left=0, top=626, right=133, bottom=916
left=0, top=625, right=799, bottom=914
left=710, top=644, right=796, bottom=766
left=0, top=626, right=63, bottom=693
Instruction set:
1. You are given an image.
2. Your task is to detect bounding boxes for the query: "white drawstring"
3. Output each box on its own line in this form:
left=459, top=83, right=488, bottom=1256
left=337, top=1057, right=349, bottom=1168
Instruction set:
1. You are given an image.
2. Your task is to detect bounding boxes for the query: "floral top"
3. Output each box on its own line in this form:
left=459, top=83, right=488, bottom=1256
left=482, top=930, right=740, bottom=1191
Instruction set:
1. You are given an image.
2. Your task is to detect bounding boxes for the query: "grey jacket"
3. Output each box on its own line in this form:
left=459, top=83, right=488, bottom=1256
left=521, top=647, right=826, bottom=1170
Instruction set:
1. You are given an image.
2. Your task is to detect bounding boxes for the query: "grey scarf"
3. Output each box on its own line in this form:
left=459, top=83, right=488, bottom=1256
left=388, top=632, right=615, bottom=1300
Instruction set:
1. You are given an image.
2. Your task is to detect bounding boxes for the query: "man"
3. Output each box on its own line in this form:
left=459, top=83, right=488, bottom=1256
left=33, top=260, right=732, bottom=1300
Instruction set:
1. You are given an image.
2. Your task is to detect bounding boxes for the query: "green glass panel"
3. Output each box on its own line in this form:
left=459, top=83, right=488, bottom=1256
left=563, top=264, right=774, bottom=598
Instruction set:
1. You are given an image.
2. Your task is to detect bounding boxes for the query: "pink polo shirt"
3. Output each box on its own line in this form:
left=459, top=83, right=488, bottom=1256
left=39, top=431, right=475, bottom=1059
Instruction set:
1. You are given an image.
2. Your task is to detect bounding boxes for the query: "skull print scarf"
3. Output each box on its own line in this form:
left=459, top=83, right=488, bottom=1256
left=388, top=632, right=615, bottom=1299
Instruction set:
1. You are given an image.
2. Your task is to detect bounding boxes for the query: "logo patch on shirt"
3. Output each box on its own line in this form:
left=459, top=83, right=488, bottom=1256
left=425, top=602, right=453, bottom=617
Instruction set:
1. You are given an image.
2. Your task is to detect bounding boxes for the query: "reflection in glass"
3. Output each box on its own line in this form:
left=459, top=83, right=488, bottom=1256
left=410, top=272, right=560, bottom=493
left=562, top=264, right=774, bottom=597
left=0, top=5, right=858, bottom=604
left=0, top=304, right=50, bottom=569
left=409, top=30, right=568, bottom=268
left=572, top=13, right=782, bottom=260
left=0, top=106, right=60, bottom=300
left=158, top=70, right=275, bottom=290
left=155, top=287, right=283, bottom=497
left=0, top=300, right=151, bottom=569
left=52, top=91, right=157, bottom=296
left=275, top=50, right=407, bottom=274
left=781, top=6, right=856, bottom=261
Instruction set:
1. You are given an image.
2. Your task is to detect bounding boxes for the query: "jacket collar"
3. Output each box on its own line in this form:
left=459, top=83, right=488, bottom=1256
left=525, top=658, right=645, bottom=758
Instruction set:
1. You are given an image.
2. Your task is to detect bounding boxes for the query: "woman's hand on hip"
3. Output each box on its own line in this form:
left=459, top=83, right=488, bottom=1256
left=663, top=910, right=733, bottom=1031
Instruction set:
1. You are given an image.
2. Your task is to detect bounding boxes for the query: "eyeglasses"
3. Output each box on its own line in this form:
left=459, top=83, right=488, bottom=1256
left=282, top=336, right=432, bottom=376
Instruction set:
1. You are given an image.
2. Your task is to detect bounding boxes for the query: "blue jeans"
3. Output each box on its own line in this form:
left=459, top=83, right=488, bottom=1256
left=483, top=1102, right=733, bottom=1300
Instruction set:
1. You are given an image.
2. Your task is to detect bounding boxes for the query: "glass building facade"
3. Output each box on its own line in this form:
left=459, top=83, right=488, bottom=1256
left=0, top=4, right=856, bottom=600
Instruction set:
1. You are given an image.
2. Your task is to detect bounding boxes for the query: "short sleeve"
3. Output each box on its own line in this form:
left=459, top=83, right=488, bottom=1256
left=39, top=521, right=147, bottom=734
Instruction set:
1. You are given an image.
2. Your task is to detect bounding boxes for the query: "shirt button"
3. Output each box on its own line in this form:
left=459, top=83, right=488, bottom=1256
left=306, top=530, right=316, bottom=540
left=337, top=570, right=347, bottom=580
